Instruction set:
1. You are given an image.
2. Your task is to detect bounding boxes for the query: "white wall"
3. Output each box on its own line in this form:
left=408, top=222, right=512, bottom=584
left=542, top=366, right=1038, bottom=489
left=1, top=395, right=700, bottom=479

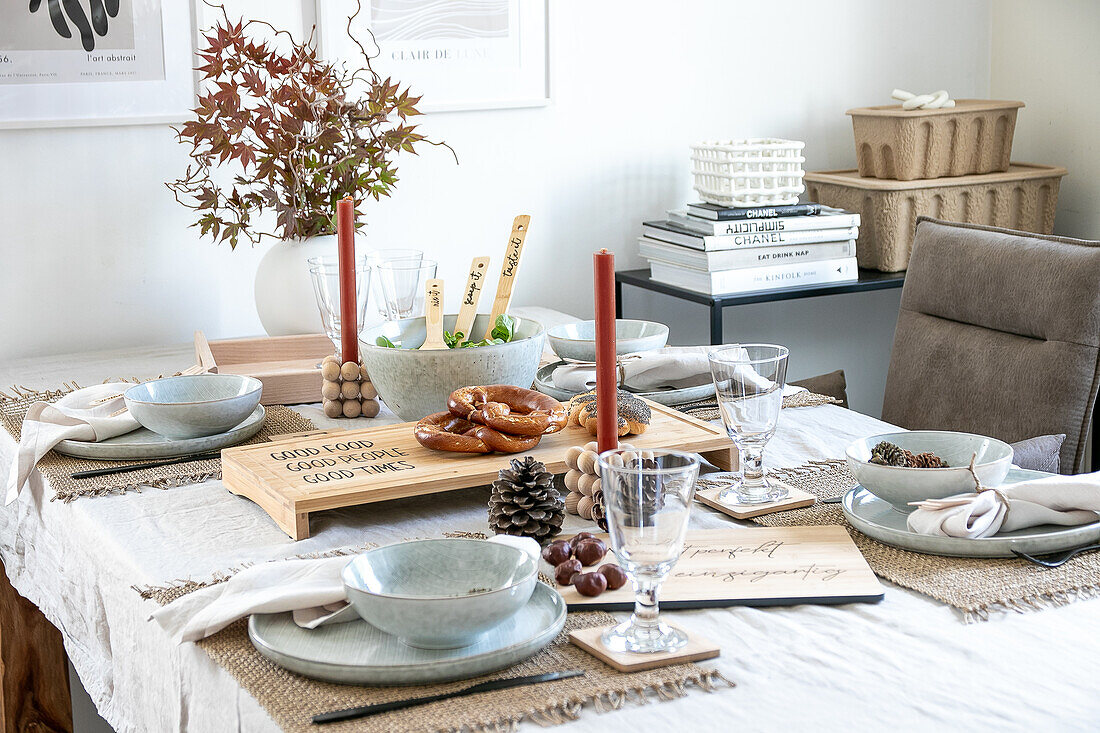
left=2, top=0, right=992, bottom=414
left=991, top=0, right=1100, bottom=241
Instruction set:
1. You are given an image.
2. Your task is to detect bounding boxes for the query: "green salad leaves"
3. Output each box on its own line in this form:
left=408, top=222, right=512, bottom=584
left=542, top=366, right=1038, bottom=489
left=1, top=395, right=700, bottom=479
left=376, top=314, right=516, bottom=350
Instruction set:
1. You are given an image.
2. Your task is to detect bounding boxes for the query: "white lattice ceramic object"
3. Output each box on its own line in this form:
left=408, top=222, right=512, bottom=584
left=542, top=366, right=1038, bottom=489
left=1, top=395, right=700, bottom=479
left=690, top=138, right=806, bottom=207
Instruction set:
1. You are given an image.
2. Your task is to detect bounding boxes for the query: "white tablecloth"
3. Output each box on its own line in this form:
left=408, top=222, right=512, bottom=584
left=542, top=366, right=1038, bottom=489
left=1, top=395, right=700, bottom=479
left=1, top=311, right=1097, bottom=732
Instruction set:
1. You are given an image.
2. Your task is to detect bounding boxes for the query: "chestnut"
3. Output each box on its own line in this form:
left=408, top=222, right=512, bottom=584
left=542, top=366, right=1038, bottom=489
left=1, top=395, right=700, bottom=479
left=554, top=557, right=582, bottom=586
left=570, top=531, right=596, bottom=545
left=574, top=538, right=607, bottom=566
left=573, top=571, right=608, bottom=597
left=598, top=564, right=628, bottom=590
left=541, top=541, right=572, bottom=566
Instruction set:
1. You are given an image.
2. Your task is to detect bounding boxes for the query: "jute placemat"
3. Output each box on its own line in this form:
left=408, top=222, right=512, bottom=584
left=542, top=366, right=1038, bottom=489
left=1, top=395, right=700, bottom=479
left=748, top=459, right=1100, bottom=621
left=676, top=391, right=840, bottom=421
left=0, top=385, right=316, bottom=502
left=136, top=544, right=731, bottom=733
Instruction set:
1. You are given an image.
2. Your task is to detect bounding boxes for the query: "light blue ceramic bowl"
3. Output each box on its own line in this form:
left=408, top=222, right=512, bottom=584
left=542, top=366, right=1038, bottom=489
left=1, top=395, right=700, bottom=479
left=546, top=319, right=669, bottom=362
left=123, top=374, right=262, bottom=440
left=359, top=314, right=545, bottom=421
left=342, top=539, right=538, bottom=649
left=846, top=430, right=1014, bottom=512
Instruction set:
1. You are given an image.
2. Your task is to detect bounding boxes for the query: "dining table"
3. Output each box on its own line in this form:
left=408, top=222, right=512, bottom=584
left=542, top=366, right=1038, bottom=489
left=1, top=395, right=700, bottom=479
left=1, top=306, right=1097, bottom=733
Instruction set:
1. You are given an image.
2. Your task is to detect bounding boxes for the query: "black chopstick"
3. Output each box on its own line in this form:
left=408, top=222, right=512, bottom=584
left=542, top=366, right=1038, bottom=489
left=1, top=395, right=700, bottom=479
left=311, top=670, right=585, bottom=724
left=70, top=452, right=222, bottom=480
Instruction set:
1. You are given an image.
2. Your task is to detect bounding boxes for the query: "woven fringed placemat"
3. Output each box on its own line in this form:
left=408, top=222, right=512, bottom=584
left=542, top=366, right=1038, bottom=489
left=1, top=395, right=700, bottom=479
left=0, top=385, right=316, bottom=502
left=136, top=548, right=731, bottom=733
left=677, top=391, right=840, bottom=422
left=753, top=460, right=1100, bottom=621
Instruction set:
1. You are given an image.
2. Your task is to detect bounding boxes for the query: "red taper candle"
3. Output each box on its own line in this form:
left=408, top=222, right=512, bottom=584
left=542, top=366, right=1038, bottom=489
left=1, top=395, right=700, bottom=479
left=336, top=197, right=358, bottom=364
left=593, top=249, right=618, bottom=453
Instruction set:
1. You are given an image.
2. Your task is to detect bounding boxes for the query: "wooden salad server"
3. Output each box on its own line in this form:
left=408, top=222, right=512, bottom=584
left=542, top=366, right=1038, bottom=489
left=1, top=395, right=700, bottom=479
left=420, top=279, right=447, bottom=350
left=455, top=256, right=491, bottom=345
left=484, top=214, right=531, bottom=338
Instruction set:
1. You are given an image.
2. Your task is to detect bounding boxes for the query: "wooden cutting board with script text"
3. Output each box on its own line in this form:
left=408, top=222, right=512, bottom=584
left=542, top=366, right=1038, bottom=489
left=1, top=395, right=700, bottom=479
left=559, top=526, right=883, bottom=610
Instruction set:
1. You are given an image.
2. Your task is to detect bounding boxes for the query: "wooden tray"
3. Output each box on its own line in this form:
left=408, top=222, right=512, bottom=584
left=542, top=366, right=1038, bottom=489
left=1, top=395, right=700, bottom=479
left=221, top=401, right=734, bottom=540
left=195, top=331, right=333, bottom=406
left=558, top=526, right=883, bottom=610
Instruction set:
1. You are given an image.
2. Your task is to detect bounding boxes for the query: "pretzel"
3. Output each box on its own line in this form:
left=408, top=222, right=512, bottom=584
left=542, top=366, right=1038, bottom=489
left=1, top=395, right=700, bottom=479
left=448, top=386, right=567, bottom=437
left=414, top=412, right=542, bottom=454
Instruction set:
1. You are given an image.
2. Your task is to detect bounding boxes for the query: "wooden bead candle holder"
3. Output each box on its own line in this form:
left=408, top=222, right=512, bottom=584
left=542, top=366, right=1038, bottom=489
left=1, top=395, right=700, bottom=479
left=320, top=355, right=380, bottom=419
left=563, top=440, right=634, bottom=520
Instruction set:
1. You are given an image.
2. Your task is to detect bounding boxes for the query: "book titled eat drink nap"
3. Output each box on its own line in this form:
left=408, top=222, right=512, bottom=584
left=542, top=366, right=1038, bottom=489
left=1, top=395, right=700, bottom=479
left=638, top=236, right=856, bottom=272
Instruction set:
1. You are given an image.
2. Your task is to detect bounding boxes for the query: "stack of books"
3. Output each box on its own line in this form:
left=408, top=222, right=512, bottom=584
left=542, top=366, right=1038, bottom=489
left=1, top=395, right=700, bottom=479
left=639, top=202, right=861, bottom=296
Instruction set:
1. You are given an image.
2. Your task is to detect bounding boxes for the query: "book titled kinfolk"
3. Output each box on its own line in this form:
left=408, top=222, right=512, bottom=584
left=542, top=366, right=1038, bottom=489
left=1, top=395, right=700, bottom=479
left=638, top=236, right=856, bottom=272
left=649, top=257, right=859, bottom=296
left=668, top=207, right=860, bottom=236
left=642, top=220, right=859, bottom=251
left=686, top=202, right=822, bottom=221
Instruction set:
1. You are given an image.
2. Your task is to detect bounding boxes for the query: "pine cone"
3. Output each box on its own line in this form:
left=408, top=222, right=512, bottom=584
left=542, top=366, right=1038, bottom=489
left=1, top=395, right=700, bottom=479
left=590, top=485, right=608, bottom=531
left=488, top=456, right=564, bottom=543
left=590, top=454, right=660, bottom=531
left=869, top=441, right=908, bottom=467
left=908, top=451, right=948, bottom=469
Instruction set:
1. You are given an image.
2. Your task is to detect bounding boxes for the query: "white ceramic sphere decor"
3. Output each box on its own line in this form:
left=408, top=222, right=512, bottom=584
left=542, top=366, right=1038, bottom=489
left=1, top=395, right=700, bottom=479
left=254, top=235, right=334, bottom=336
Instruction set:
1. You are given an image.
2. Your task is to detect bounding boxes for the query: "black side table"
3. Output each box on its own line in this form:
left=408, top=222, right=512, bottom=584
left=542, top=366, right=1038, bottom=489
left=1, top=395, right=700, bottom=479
left=615, top=268, right=906, bottom=345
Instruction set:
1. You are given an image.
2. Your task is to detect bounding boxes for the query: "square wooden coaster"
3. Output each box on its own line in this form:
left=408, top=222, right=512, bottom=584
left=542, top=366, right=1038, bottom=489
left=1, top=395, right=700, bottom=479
left=568, top=624, right=720, bottom=672
left=695, top=477, right=815, bottom=519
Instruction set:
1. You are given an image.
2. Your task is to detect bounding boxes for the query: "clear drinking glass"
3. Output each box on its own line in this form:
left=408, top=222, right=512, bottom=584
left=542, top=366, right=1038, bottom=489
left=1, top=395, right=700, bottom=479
left=366, top=249, right=424, bottom=318
left=707, top=344, right=789, bottom=505
left=598, top=449, right=700, bottom=654
left=308, top=256, right=371, bottom=356
left=375, top=259, right=438, bottom=320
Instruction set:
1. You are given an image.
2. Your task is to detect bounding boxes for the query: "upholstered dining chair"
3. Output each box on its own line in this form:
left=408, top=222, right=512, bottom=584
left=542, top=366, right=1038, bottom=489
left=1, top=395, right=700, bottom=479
left=881, top=217, right=1100, bottom=474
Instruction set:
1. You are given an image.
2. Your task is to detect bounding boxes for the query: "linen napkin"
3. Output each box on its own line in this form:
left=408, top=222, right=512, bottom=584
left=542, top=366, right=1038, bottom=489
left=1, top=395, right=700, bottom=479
left=150, top=535, right=541, bottom=643
left=907, top=471, right=1100, bottom=539
left=552, top=345, right=806, bottom=395
left=6, top=383, right=141, bottom=505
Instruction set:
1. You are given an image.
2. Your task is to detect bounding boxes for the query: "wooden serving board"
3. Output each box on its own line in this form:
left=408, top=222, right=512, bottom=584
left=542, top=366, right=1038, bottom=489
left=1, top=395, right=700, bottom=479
left=221, top=400, right=733, bottom=540
left=557, top=526, right=883, bottom=610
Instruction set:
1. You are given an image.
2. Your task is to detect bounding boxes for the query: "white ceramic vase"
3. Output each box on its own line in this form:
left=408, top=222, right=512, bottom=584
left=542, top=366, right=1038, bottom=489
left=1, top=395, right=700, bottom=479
left=254, top=235, right=335, bottom=336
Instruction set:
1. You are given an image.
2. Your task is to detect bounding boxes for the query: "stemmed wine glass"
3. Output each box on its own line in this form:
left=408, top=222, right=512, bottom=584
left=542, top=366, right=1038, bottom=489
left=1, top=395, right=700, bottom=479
left=307, top=256, right=371, bottom=357
left=598, top=449, right=700, bottom=654
left=707, top=344, right=789, bottom=505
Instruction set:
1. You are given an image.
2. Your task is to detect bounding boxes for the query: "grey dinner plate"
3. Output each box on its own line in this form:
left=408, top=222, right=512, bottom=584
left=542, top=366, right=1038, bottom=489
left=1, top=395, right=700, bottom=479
left=535, top=361, right=714, bottom=407
left=247, top=581, right=567, bottom=685
left=53, top=405, right=266, bottom=461
left=842, top=467, right=1100, bottom=558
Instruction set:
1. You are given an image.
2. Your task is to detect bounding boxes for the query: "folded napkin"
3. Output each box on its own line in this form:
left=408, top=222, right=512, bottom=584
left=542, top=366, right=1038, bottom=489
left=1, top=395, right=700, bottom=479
left=907, top=471, right=1100, bottom=539
left=150, top=535, right=541, bottom=643
left=6, top=383, right=141, bottom=505
left=552, top=345, right=807, bottom=395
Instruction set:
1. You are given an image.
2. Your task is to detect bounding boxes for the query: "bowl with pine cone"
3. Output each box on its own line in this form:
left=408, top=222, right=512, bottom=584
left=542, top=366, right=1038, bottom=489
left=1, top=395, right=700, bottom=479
left=845, top=430, right=1013, bottom=511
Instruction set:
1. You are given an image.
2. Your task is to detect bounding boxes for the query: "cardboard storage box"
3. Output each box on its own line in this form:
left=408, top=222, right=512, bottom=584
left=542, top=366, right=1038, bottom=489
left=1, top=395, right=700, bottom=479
left=847, top=99, right=1023, bottom=181
left=805, top=163, right=1066, bottom=272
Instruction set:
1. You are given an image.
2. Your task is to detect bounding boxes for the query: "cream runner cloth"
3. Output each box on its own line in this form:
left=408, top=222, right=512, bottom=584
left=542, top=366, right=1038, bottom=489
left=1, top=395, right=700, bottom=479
left=5, top=383, right=139, bottom=505
left=908, top=471, right=1100, bottom=539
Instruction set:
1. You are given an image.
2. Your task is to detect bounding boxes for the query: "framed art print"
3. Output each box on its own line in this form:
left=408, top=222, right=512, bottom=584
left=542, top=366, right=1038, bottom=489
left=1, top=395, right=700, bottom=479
left=0, top=0, right=197, bottom=128
left=316, top=0, right=549, bottom=112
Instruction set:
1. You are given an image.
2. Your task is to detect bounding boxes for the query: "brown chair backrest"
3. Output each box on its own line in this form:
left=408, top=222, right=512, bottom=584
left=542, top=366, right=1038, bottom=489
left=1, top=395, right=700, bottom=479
left=882, top=217, right=1100, bottom=474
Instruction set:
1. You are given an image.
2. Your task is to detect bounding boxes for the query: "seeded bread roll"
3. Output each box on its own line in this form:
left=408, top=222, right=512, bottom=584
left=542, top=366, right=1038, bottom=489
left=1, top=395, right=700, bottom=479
left=566, top=389, right=651, bottom=437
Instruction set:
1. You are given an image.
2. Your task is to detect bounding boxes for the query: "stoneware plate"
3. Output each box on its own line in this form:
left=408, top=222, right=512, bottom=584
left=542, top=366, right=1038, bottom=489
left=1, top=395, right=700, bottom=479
left=842, top=467, right=1100, bottom=558
left=535, top=361, right=713, bottom=407
left=54, top=405, right=265, bottom=461
left=247, top=581, right=567, bottom=685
